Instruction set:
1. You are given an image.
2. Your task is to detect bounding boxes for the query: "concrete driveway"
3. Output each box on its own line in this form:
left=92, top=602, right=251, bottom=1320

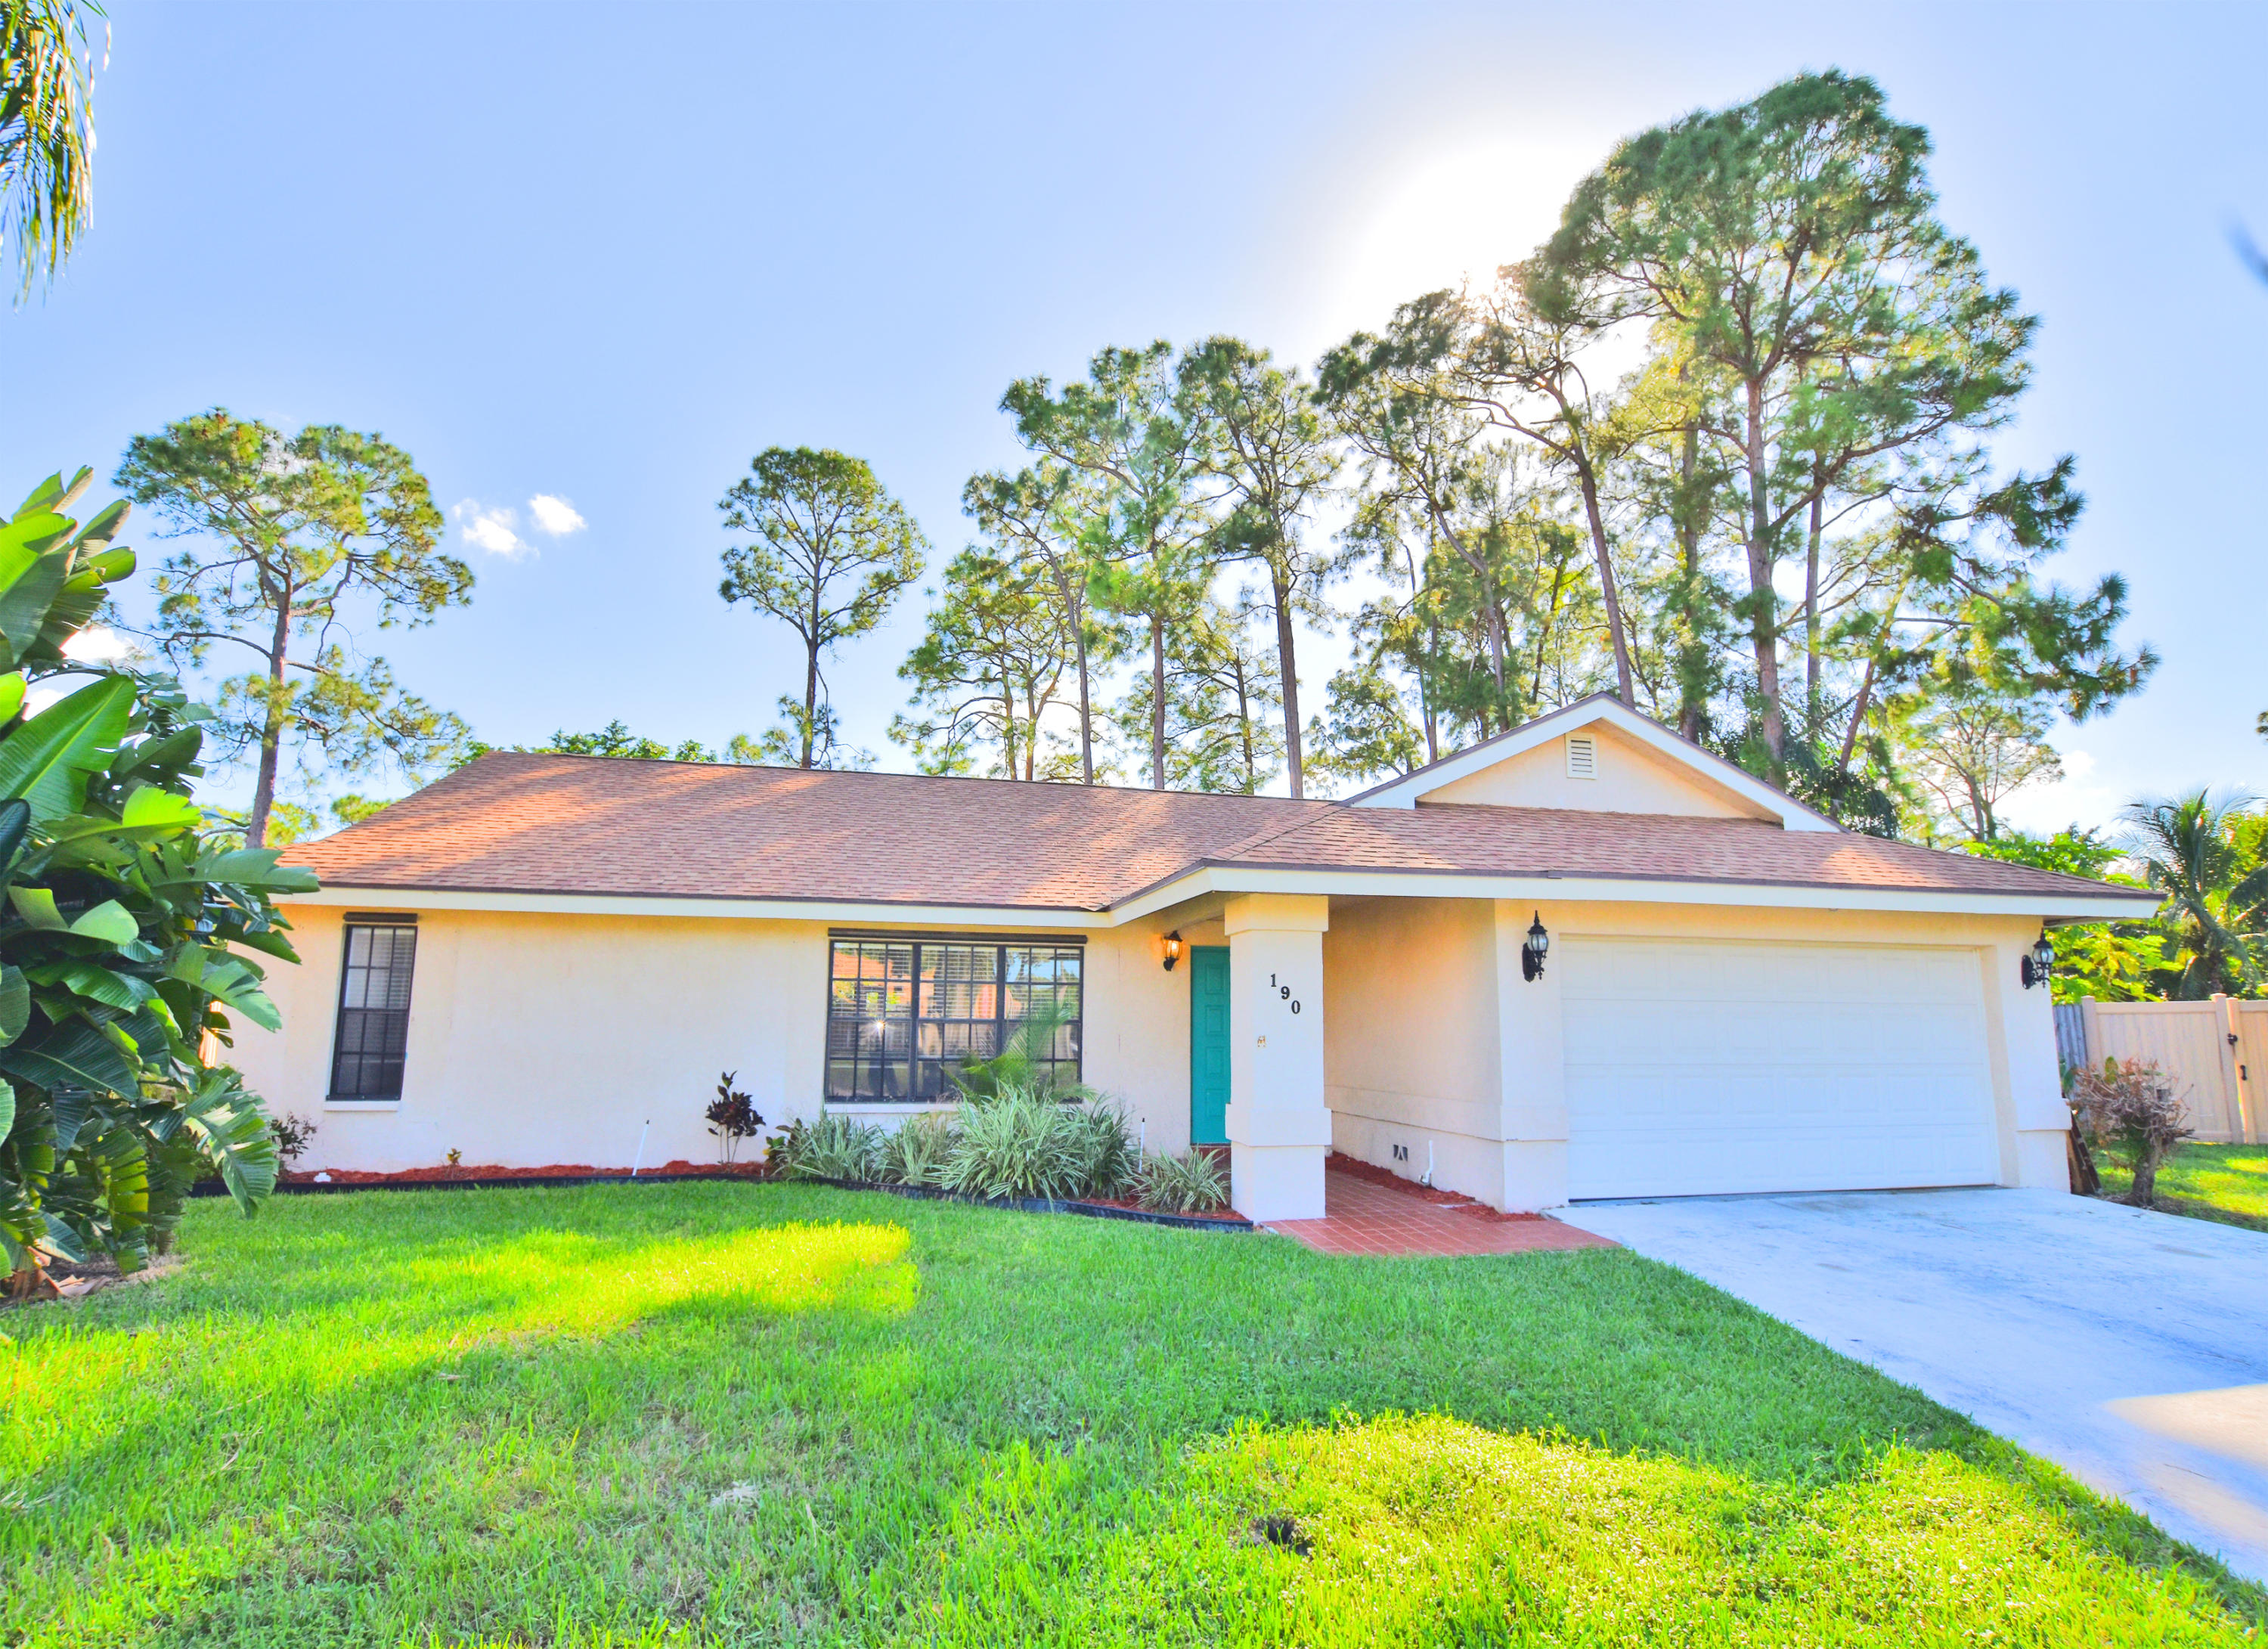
left=1564, top=1189, right=2268, bottom=1585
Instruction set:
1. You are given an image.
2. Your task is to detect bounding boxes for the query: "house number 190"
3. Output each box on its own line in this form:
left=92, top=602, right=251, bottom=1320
left=1268, top=973, right=1303, bottom=1015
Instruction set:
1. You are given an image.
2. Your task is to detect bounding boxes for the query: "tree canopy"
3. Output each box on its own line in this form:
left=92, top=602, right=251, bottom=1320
left=115, top=411, right=473, bottom=848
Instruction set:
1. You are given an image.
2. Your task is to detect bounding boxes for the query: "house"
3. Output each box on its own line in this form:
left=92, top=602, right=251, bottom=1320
left=237, top=696, right=2159, bottom=1220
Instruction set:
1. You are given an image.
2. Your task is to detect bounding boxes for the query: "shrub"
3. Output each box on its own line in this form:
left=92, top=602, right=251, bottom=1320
left=269, top=1111, right=317, bottom=1170
left=704, top=1070, right=764, bottom=1165
left=770, top=1114, right=883, bottom=1183
left=1061, top=1098, right=1140, bottom=1199
left=0, top=470, right=311, bottom=1288
left=1139, top=1148, right=1229, bottom=1214
left=2071, top=1056, right=2194, bottom=1204
left=878, top=1111, right=956, bottom=1187
left=937, top=1083, right=1083, bottom=1201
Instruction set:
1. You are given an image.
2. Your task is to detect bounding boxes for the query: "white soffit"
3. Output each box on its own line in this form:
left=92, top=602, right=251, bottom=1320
left=1347, top=695, right=1842, bottom=833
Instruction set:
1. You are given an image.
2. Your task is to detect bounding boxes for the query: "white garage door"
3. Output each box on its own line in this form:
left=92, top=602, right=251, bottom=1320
left=1563, top=937, right=2001, bottom=1201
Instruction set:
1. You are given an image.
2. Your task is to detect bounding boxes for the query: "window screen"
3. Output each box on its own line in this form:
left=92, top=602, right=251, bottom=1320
left=827, top=937, right=1082, bottom=1102
left=329, top=919, right=419, bottom=1098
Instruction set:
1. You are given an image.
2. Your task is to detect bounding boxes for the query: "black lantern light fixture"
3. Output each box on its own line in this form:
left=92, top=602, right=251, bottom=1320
left=2021, top=931, right=2055, bottom=990
left=1161, top=931, right=1183, bottom=972
left=1522, top=911, right=1550, bottom=982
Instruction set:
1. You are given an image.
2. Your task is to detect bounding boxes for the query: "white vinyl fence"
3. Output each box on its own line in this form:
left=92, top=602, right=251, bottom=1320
left=2058, top=995, right=2265, bottom=1144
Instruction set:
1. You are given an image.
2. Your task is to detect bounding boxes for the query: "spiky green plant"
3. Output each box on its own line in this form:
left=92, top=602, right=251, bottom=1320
left=769, top=1113, right=883, bottom=1183
left=1139, top=1148, right=1230, bottom=1214
left=936, top=1083, right=1082, bottom=1201
left=878, top=1110, right=956, bottom=1188
left=1061, top=1098, right=1139, bottom=1198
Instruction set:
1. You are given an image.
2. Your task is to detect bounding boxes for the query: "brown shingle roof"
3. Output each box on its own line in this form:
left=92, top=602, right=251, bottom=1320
left=284, top=752, right=2138, bottom=910
left=287, top=752, right=1334, bottom=910
left=1193, top=803, right=2133, bottom=900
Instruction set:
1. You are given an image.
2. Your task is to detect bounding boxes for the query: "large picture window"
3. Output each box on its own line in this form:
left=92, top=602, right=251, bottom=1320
left=826, top=935, right=1082, bottom=1102
left=330, top=916, right=419, bottom=1099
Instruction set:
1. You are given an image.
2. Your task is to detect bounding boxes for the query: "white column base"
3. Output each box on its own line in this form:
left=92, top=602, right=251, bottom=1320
left=1232, top=1143, right=1329, bottom=1222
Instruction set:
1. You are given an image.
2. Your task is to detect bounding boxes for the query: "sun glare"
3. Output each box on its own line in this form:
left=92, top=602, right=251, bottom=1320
left=1312, top=135, right=1605, bottom=342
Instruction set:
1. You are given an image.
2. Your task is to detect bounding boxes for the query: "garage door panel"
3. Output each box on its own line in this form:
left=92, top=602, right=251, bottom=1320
left=1566, top=1000, right=1988, bottom=1068
left=1564, top=937, right=2000, bottom=1200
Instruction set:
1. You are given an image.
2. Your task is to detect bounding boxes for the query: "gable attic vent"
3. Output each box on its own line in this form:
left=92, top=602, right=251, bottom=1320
left=1565, top=734, right=1597, bottom=780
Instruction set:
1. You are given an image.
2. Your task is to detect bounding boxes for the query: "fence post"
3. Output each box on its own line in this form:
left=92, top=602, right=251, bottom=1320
left=2224, top=996, right=2261, bottom=1145
left=2210, top=994, right=2245, bottom=1140
left=2079, top=997, right=2102, bottom=1077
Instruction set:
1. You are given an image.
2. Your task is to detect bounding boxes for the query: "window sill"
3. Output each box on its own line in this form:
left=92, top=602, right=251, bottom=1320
left=824, top=1101, right=963, bottom=1117
left=324, top=1098, right=401, bottom=1112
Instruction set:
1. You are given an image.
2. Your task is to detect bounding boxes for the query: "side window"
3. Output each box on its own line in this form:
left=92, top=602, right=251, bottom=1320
left=330, top=916, right=419, bottom=1099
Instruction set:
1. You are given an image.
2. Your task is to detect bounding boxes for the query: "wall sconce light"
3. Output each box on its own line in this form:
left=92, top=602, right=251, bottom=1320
left=1162, top=931, right=1182, bottom=972
left=1522, top=912, right=1550, bottom=982
left=2021, top=931, right=2055, bottom=990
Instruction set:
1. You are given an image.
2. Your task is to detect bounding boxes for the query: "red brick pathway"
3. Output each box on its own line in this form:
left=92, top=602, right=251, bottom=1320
left=1266, top=1164, right=1617, bottom=1258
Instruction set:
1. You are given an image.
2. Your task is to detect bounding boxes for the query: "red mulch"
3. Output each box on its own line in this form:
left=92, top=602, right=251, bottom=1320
left=1325, top=1152, right=1545, bottom=1223
left=280, top=1159, right=770, bottom=1186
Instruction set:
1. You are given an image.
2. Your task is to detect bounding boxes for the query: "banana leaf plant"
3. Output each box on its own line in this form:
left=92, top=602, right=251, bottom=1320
left=0, top=470, right=317, bottom=1290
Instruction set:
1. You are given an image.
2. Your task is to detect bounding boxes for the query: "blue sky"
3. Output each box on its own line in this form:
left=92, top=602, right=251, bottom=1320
left=2, top=0, right=2263, bottom=832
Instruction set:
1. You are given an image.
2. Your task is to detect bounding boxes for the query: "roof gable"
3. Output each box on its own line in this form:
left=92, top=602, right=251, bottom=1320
left=1346, top=696, right=1840, bottom=833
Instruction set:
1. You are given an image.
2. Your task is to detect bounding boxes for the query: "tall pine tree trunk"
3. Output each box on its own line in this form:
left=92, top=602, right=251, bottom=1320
left=1272, top=571, right=1303, bottom=798
left=801, top=633, right=820, bottom=769
left=1743, top=380, right=1783, bottom=764
left=1573, top=458, right=1635, bottom=708
left=1149, top=615, right=1167, bottom=790
left=1804, top=479, right=1824, bottom=721
left=245, top=603, right=292, bottom=849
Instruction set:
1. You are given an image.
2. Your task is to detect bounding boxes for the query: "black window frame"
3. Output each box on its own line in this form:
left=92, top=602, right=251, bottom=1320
left=825, top=931, right=1083, bottom=1104
left=328, top=913, right=420, bottom=1100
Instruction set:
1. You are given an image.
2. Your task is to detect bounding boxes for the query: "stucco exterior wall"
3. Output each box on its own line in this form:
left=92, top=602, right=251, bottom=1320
left=235, top=892, right=2067, bottom=1202
left=1418, top=725, right=1768, bottom=819
left=1314, top=894, right=2065, bottom=1211
left=1321, top=896, right=1507, bottom=1204
left=234, top=905, right=1214, bottom=1173
left=1495, top=899, right=2066, bottom=1209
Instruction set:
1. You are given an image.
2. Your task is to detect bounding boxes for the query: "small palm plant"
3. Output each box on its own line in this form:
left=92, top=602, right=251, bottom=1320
left=2071, top=1057, right=2194, bottom=1205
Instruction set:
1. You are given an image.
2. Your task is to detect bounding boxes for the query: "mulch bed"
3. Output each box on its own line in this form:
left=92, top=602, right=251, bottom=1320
left=278, top=1159, right=768, bottom=1186
left=808, top=1176, right=1250, bottom=1233
left=3, top=1252, right=181, bottom=1310
left=1325, top=1152, right=1550, bottom=1224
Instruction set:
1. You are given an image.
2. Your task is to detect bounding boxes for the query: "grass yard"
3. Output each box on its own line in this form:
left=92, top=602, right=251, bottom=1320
left=2, top=1184, right=2261, bottom=1647
left=2096, top=1142, right=2268, bottom=1233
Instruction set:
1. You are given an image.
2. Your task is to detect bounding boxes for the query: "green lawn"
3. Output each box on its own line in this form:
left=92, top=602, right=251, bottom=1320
left=2, top=1184, right=2260, bottom=1647
left=2096, top=1142, right=2268, bottom=1233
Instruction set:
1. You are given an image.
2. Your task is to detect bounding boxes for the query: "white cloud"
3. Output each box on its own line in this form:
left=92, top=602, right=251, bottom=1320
left=61, top=624, right=135, bottom=664
left=453, top=501, right=533, bottom=559
left=527, top=494, right=586, bottom=536
left=1996, top=746, right=2126, bottom=837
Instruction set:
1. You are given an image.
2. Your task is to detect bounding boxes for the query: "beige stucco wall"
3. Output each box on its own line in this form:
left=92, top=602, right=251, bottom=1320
left=234, top=891, right=2068, bottom=1202
left=1420, top=724, right=1769, bottom=820
left=1322, top=896, right=1508, bottom=1204
left=234, top=904, right=1216, bottom=1173
left=1317, top=894, right=2066, bottom=1210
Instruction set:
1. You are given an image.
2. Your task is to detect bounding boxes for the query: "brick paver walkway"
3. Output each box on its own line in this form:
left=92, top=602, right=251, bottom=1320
left=1266, top=1164, right=1617, bottom=1257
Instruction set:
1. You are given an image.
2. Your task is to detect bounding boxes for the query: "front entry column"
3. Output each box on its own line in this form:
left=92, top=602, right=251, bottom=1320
left=1224, top=893, right=1331, bottom=1221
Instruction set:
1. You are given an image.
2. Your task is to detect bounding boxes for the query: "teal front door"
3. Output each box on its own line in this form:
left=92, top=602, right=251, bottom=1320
left=1189, top=945, right=1230, bottom=1145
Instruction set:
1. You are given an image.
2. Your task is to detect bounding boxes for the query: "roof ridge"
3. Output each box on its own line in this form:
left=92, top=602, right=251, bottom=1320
left=469, top=749, right=1329, bottom=805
